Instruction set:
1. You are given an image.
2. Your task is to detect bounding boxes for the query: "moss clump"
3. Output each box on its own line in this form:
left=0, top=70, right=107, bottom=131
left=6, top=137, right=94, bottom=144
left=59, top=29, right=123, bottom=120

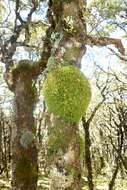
left=43, top=66, right=91, bottom=124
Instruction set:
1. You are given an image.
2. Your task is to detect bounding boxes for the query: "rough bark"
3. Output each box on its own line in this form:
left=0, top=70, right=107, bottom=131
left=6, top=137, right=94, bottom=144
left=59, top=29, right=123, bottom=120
left=47, top=117, right=82, bottom=190
left=11, top=69, right=38, bottom=190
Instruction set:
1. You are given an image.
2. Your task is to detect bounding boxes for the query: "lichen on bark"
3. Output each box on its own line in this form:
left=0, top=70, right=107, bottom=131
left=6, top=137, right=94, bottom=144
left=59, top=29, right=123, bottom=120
left=20, top=129, right=35, bottom=149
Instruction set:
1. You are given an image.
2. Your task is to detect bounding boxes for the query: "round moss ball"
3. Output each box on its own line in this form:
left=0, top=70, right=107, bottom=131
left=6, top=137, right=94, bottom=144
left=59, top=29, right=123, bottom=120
left=43, top=66, right=91, bottom=124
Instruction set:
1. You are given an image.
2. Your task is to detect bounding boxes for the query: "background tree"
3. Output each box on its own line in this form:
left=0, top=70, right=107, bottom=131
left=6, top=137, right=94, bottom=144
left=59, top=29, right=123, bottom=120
left=88, top=67, right=127, bottom=190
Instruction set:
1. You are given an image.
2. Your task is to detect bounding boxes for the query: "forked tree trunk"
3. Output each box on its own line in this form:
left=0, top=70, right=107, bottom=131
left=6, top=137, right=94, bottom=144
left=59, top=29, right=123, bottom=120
left=11, top=71, right=38, bottom=190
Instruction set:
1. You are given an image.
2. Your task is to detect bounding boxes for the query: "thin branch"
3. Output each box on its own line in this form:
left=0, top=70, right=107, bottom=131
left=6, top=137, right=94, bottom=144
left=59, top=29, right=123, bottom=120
left=87, top=99, right=105, bottom=124
left=108, top=47, right=127, bottom=62
left=2, top=0, right=11, bottom=24
left=2, top=0, right=39, bottom=68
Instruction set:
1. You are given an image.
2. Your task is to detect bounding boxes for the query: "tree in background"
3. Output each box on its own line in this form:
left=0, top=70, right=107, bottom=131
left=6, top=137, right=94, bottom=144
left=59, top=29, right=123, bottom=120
left=99, top=73, right=127, bottom=190
left=88, top=68, right=127, bottom=190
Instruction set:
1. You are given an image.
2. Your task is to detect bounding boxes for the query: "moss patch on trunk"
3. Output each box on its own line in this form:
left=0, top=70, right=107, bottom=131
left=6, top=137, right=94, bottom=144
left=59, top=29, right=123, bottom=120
left=43, top=66, right=91, bottom=124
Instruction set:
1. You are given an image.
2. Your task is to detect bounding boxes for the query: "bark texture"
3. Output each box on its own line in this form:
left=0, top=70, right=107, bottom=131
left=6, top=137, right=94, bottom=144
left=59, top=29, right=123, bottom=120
left=47, top=117, right=82, bottom=190
left=11, top=68, right=38, bottom=190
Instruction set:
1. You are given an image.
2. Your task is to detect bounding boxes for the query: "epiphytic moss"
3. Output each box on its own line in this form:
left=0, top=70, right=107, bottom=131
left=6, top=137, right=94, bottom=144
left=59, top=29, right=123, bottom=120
left=43, top=66, right=91, bottom=124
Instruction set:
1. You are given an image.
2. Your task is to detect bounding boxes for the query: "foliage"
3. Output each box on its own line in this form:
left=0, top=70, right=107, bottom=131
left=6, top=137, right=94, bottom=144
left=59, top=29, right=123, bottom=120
left=43, top=66, right=91, bottom=124
left=89, top=0, right=124, bottom=19
left=86, top=0, right=127, bottom=36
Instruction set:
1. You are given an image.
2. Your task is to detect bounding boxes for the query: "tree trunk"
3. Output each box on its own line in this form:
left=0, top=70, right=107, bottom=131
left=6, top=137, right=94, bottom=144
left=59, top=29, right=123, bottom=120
left=11, top=70, right=38, bottom=190
left=108, top=164, right=119, bottom=190
left=83, top=119, right=94, bottom=190
left=44, top=0, right=87, bottom=189
left=47, top=117, right=82, bottom=190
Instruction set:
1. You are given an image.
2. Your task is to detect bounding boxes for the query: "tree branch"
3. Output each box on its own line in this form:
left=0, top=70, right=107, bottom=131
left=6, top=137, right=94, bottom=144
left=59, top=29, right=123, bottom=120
left=2, top=0, right=39, bottom=68
left=87, top=71, right=110, bottom=124
left=108, top=47, right=127, bottom=62
left=86, top=36, right=125, bottom=56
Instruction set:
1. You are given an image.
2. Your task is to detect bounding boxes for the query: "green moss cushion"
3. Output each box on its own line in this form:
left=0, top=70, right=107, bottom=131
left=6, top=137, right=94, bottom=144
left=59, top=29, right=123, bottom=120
left=43, top=66, right=91, bottom=124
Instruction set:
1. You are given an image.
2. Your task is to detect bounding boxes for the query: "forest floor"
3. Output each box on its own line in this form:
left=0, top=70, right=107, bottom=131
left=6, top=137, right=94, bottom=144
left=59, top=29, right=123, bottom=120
left=82, top=177, right=127, bottom=190
left=0, top=176, right=127, bottom=190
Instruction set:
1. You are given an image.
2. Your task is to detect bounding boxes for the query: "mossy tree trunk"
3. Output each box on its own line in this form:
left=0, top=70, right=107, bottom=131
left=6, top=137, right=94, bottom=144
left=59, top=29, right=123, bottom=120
left=46, top=0, right=87, bottom=189
left=11, top=69, right=38, bottom=190
left=47, top=117, right=82, bottom=190
left=3, top=2, right=53, bottom=188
